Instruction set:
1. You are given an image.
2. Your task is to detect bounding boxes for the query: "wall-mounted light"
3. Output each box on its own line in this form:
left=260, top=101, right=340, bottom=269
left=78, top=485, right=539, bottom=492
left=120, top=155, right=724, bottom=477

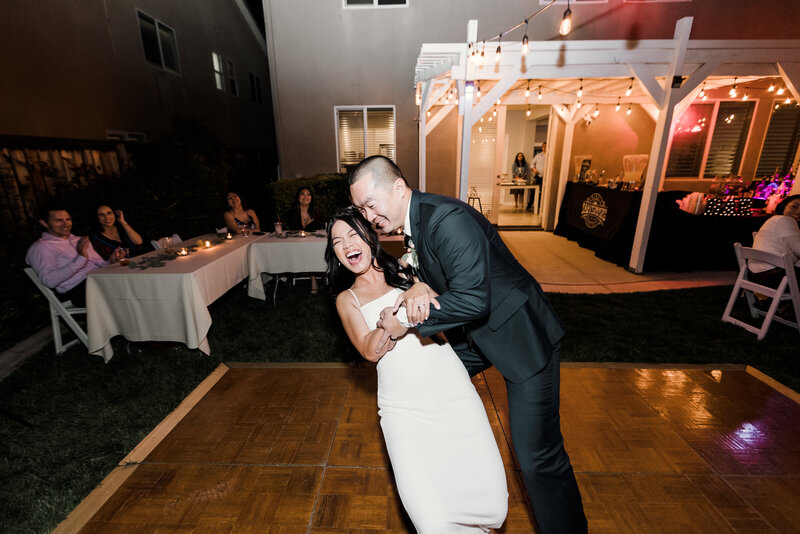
left=559, top=0, right=572, bottom=36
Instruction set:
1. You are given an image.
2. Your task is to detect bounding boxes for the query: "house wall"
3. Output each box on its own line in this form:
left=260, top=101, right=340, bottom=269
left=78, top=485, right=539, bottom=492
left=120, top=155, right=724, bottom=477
left=570, top=104, right=655, bottom=181
left=0, top=0, right=273, bottom=150
left=425, top=108, right=458, bottom=197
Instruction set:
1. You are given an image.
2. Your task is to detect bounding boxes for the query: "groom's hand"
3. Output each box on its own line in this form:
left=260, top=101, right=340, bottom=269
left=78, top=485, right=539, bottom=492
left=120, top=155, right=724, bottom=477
left=375, top=307, right=408, bottom=354
left=393, top=282, right=440, bottom=325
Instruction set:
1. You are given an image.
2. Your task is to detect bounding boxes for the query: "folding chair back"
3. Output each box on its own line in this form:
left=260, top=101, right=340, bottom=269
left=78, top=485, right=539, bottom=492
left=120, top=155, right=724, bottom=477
left=24, top=268, right=89, bottom=354
left=721, top=243, right=800, bottom=340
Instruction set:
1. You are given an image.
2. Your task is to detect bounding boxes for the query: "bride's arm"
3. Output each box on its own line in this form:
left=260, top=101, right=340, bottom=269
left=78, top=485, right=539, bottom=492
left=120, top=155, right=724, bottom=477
left=336, top=292, right=396, bottom=362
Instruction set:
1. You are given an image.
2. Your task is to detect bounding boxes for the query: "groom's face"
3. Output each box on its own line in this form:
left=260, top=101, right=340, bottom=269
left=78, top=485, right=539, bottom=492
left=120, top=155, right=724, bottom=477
left=350, top=173, right=406, bottom=234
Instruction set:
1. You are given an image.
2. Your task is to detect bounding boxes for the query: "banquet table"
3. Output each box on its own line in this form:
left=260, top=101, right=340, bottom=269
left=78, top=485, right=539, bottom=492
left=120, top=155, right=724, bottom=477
left=246, top=232, right=406, bottom=301
left=87, top=234, right=254, bottom=361
left=246, top=231, right=328, bottom=301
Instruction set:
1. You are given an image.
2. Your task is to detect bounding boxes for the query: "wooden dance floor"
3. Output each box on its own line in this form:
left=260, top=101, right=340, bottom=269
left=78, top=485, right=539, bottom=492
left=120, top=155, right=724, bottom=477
left=59, top=363, right=800, bottom=533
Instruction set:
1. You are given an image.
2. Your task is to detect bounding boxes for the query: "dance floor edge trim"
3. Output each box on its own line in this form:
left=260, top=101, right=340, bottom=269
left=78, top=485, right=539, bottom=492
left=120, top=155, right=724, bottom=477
left=52, top=362, right=799, bottom=534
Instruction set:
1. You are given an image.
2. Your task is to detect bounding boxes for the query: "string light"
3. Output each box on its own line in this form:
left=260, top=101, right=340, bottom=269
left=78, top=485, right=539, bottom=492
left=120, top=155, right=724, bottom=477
left=493, top=107, right=497, bottom=116
left=626, top=77, right=633, bottom=97
left=476, top=81, right=481, bottom=99
left=576, top=98, right=582, bottom=109
left=698, top=82, right=706, bottom=99
left=559, top=0, right=572, bottom=36
left=786, top=96, right=792, bottom=104
left=729, top=77, right=737, bottom=98
left=577, top=78, right=583, bottom=98
left=775, top=103, right=780, bottom=109
left=522, top=19, right=529, bottom=57
left=427, top=110, right=431, bottom=117
left=626, top=103, right=632, bottom=115
left=742, top=91, right=748, bottom=101
left=495, top=34, right=502, bottom=64
left=525, top=81, right=530, bottom=97
left=496, top=98, right=501, bottom=105
left=480, top=41, right=485, bottom=62
left=593, top=107, right=600, bottom=118
left=777, top=85, right=785, bottom=95
left=615, top=97, right=621, bottom=111
left=537, top=85, right=542, bottom=100
left=526, top=104, right=531, bottom=117
left=768, top=82, right=775, bottom=92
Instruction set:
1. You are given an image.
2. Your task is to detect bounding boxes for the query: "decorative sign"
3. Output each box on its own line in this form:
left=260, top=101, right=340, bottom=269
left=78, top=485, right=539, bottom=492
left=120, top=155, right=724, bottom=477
left=578, top=159, right=592, bottom=181
left=581, top=193, right=608, bottom=229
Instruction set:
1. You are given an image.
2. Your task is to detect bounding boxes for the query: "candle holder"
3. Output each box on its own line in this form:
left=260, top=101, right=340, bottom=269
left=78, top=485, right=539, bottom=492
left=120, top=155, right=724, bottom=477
left=225, top=233, right=233, bottom=240
left=179, top=248, right=188, bottom=256
left=204, top=240, right=212, bottom=248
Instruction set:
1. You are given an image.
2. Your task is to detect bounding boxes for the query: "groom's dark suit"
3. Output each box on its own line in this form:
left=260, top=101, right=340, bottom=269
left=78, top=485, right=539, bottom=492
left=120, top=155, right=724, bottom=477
left=408, top=190, right=587, bottom=534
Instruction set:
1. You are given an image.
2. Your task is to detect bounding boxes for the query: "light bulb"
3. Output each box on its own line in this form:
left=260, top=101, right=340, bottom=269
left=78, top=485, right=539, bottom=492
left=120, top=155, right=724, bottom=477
left=742, top=92, right=748, bottom=101
left=777, top=86, right=785, bottom=95
left=537, top=86, right=542, bottom=100
left=493, top=109, right=497, bottom=116
left=522, top=35, right=529, bottom=57
left=786, top=97, right=791, bottom=104
left=593, top=108, right=600, bottom=118
left=626, top=103, right=632, bottom=115
left=615, top=98, right=621, bottom=112
left=525, top=82, right=530, bottom=97
left=526, top=106, right=531, bottom=117
left=559, top=7, right=572, bottom=36
left=426, top=110, right=430, bottom=117
left=577, top=78, right=583, bottom=98
left=626, top=78, right=633, bottom=97
left=495, top=45, right=501, bottom=64
left=496, top=98, right=501, bottom=105
left=576, top=99, right=582, bottom=109
left=768, top=83, right=775, bottom=92
left=702, top=94, right=708, bottom=101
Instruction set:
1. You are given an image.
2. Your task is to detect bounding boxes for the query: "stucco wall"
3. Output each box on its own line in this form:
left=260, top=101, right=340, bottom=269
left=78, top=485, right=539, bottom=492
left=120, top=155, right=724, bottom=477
left=0, top=0, right=273, bottom=150
left=425, top=107, right=458, bottom=197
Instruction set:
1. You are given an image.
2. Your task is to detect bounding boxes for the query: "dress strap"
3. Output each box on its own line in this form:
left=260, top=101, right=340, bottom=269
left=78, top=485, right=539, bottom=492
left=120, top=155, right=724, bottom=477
left=346, top=288, right=361, bottom=308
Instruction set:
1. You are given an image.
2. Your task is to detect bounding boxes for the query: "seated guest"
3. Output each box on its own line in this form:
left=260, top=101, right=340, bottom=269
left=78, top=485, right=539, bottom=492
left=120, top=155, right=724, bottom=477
left=750, top=194, right=800, bottom=287
left=89, top=204, right=144, bottom=261
left=287, top=187, right=325, bottom=232
left=26, top=205, right=118, bottom=306
left=288, top=186, right=325, bottom=294
left=224, top=192, right=260, bottom=234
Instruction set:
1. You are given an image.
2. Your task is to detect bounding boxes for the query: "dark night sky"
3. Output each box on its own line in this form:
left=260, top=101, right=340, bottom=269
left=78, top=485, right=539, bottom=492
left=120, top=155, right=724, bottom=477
left=245, top=0, right=266, bottom=38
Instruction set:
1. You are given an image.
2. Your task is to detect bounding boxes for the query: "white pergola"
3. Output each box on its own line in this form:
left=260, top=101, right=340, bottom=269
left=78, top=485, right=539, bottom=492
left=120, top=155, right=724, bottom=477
left=414, top=17, right=800, bottom=273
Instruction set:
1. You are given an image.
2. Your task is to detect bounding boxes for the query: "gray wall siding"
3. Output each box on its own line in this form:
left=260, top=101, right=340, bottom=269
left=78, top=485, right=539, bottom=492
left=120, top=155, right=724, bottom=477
left=0, top=0, right=272, bottom=150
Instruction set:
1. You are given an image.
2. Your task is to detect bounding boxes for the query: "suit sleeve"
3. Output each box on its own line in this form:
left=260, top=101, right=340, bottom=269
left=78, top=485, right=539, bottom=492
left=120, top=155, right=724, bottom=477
left=416, top=203, right=491, bottom=338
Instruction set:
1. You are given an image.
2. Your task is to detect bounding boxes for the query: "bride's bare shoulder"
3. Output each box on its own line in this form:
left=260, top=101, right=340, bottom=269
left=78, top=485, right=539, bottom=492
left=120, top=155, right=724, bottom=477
left=335, top=289, right=359, bottom=312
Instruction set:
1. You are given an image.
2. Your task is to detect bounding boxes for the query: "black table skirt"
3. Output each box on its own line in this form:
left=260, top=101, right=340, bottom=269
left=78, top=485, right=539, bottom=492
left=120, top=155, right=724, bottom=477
left=554, top=182, right=767, bottom=272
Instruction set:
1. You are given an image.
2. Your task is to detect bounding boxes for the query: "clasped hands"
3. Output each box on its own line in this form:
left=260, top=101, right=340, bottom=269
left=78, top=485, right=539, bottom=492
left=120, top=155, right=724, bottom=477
left=375, top=282, right=440, bottom=354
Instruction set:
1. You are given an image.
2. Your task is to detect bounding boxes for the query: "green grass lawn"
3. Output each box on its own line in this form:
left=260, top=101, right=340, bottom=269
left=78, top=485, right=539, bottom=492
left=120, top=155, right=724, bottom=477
left=1, top=282, right=797, bottom=533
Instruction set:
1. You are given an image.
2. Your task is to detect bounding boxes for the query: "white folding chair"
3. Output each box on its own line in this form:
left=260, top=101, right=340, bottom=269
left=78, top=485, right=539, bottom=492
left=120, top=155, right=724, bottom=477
left=721, top=243, right=800, bottom=340
left=24, top=268, right=89, bottom=354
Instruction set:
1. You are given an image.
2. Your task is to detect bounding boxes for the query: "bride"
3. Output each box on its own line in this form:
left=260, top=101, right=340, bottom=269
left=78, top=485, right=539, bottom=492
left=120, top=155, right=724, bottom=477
left=325, top=206, right=508, bottom=533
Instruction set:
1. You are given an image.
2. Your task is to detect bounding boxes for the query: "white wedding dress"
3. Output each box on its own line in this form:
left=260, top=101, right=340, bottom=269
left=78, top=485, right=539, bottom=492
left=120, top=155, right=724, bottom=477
left=352, top=288, right=508, bottom=533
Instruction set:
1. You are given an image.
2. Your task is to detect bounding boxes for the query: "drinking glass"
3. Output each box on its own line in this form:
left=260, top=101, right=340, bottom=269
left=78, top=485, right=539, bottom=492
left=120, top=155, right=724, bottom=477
left=274, top=222, right=283, bottom=234
left=119, top=247, right=130, bottom=266
left=242, top=226, right=250, bottom=237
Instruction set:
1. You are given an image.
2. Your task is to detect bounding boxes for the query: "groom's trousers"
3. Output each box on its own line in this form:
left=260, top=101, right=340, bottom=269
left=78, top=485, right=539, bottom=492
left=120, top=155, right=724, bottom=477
left=457, top=340, right=587, bottom=534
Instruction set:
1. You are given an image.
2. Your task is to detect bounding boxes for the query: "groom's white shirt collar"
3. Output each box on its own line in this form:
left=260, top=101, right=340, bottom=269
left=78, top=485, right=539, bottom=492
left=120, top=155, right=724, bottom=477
left=403, top=192, right=412, bottom=238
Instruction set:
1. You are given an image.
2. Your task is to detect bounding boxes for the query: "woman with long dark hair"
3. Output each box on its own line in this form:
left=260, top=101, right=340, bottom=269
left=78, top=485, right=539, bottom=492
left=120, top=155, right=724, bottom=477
left=223, top=192, right=260, bottom=234
left=325, top=206, right=507, bottom=533
left=89, top=204, right=144, bottom=260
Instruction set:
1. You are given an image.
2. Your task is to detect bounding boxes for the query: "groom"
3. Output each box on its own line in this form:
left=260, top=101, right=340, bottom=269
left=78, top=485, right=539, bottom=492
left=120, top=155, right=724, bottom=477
left=350, top=156, right=587, bottom=534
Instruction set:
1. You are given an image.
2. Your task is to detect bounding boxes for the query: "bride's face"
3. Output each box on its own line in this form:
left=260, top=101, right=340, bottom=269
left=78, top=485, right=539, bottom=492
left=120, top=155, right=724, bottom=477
left=331, top=220, right=372, bottom=275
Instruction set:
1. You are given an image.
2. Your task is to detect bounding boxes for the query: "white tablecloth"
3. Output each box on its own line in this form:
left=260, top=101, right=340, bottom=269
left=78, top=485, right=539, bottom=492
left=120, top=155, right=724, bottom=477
left=247, top=233, right=327, bottom=300
left=87, top=234, right=254, bottom=360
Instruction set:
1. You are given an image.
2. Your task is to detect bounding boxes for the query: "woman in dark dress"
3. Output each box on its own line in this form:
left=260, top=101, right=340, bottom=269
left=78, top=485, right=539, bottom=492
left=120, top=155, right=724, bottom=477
left=288, top=187, right=325, bottom=232
left=89, top=204, right=144, bottom=260
left=288, top=186, right=325, bottom=293
left=224, top=192, right=261, bottom=234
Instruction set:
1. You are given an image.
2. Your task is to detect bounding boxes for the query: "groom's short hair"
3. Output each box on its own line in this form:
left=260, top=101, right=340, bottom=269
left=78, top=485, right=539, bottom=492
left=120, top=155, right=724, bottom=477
left=349, top=155, right=409, bottom=189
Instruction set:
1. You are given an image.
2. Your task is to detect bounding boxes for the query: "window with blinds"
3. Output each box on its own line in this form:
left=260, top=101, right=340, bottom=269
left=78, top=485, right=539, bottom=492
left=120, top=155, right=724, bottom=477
left=703, top=101, right=755, bottom=178
left=666, top=103, right=714, bottom=177
left=756, top=104, right=800, bottom=176
left=336, top=106, right=396, bottom=173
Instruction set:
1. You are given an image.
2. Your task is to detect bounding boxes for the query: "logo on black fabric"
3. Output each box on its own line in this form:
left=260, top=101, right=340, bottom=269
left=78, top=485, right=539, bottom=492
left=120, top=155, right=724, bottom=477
left=580, top=193, right=607, bottom=229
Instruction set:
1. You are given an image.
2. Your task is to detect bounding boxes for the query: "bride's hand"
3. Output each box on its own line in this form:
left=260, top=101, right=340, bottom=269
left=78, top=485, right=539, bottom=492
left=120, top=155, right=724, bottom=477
left=393, top=282, right=440, bottom=325
left=375, top=307, right=408, bottom=354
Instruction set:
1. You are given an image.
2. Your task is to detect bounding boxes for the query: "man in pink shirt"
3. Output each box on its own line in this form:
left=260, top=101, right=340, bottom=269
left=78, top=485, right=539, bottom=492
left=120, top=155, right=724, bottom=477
left=26, top=205, right=110, bottom=306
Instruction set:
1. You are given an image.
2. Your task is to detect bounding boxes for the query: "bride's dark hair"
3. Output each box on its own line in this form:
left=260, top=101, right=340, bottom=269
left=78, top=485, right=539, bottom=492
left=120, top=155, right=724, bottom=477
left=325, top=206, right=413, bottom=295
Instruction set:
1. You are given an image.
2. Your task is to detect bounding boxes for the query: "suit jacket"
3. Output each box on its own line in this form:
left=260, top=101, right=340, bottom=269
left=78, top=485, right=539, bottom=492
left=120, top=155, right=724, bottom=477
left=409, top=190, right=564, bottom=383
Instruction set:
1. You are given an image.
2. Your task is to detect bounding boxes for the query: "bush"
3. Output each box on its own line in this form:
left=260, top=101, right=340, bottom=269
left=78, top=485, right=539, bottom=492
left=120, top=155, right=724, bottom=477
left=271, top=174, right=349, bottom=228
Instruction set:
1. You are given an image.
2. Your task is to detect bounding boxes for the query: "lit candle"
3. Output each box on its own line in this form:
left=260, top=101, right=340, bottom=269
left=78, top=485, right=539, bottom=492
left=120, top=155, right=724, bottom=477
left=299, top=230, right=306, bottom=237
left=226, top=232, right=232, bottom=239
left=179, top=248, right=188, bottom=256
left=204, top=240, right=211, bottom=248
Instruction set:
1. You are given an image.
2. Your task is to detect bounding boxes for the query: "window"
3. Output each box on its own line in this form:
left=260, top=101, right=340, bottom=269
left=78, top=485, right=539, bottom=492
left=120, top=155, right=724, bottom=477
left=756, top=104, right=800, bottom=176
left=666, top=103, right=714, bottom=177
left=212, top=52, right=225, bottom=91
left=343, top=0, right=407, bottom=8
left=249, top=73, right=263, bottom=104
left=227, top=60, right=238, bottom=96
left=703, top=101, right=755, bottom=178
left=137, top=10, right=180, bottom=73
left=335, top=106, right=396, bottom=173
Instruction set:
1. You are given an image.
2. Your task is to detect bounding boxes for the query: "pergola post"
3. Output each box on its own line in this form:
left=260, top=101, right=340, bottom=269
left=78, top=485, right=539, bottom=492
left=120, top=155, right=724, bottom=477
left=553, top=105, right=581, bottom=224
left=456, top=20, right=478, bottom=201
left=628, top=17, right=693, bottom=273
